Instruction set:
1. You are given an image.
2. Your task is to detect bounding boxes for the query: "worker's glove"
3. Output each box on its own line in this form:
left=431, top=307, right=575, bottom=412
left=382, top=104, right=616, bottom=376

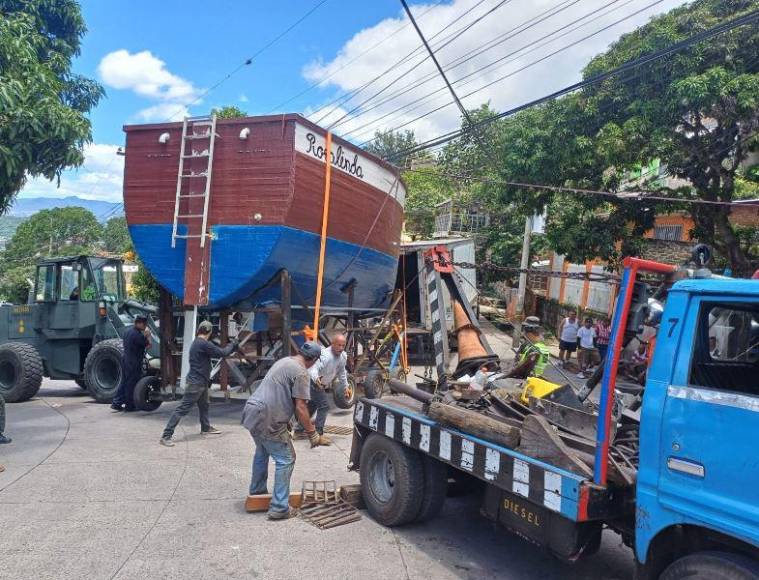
left=306, top=430, right=320, bottom=448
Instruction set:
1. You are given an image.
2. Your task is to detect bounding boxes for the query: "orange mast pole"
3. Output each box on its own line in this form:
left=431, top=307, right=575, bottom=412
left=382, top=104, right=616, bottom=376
left=313, top=131, right=333, bottom=336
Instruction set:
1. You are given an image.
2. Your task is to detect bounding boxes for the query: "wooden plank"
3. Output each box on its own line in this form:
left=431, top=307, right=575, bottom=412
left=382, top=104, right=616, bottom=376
left=428, top=402, right=520, bottom=449
left=245, top=492, right=303, bottom=513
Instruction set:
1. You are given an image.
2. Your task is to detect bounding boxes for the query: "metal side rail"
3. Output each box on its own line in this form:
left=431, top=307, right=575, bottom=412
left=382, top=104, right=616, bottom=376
left=351, top=398, right=624, bottom=523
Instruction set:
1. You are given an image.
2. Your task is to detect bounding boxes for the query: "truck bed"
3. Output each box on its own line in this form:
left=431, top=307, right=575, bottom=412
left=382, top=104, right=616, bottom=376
left=353, top=396, right=625, bottom=523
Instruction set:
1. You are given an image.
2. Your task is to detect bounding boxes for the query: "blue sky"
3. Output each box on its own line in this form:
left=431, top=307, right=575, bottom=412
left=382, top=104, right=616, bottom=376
left=19, top=0, right=688, bottom=202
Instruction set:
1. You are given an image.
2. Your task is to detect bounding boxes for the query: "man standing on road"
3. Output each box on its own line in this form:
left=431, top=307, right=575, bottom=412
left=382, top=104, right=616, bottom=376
left=557, top=310, right=580, bottom=368
left=159, top=321, right=238, bottom=446
left=242, top=342, right=323, bottom=520
left=111, top=314, right=151, bottom=412
left=0, top=391, right=10, bottom=445
left=306, top=333, right=349, bottom=446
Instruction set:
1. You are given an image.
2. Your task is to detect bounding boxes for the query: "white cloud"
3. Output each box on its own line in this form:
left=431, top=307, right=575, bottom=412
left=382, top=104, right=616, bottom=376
left=303, top=0, right=689, bottom=144
left=20, top=143, right=124, bottom=202
left=98, top=49, right=202, bottom=122
left=239, top=93, right=249, bottom=103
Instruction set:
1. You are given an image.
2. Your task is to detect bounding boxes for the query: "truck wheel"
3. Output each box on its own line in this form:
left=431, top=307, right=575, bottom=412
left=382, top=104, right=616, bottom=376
left=133, top=376, right=162, bottom=412
left=333, top=376, right=357, bottom=409
left=414, top=456, right=448, bottom=523
left=660, top=551, right=759, bottom=580
left=84, top=339, right=124, bottom=403
left=360, top=433, right=424, bottom=526
left=75, top=378, right=89, bottom=390
left=0, top=343, right=43, bottom=402
left=363, top=369, right=385, bottom=399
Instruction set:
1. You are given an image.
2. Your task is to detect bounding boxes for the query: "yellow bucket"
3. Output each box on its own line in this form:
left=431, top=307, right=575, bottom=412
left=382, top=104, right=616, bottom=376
left=520, top=376, right=563, bottom=405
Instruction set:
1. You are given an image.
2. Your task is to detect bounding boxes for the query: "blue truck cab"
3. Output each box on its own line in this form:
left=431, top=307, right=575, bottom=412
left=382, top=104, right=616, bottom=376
left=635, top=279, right=759, bottom=578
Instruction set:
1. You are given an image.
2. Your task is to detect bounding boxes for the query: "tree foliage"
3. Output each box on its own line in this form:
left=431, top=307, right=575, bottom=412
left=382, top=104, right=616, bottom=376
left=401, top=167, right=456, bottom=237
left=103, top=216, right=131, bottom=253
left=211, top=105, right=247, bottom=119
left=365, top=129, right=419, bottom=168
left=0, top=0, right=104, bottom=212
left=440, top=0, right=759, bottom=273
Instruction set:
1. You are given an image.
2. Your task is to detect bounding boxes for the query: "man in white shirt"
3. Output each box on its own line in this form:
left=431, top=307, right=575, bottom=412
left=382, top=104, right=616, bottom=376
left=557, top=310, right=580, bottom=367
left=306, top=333, right=349, bottom=446
left=576, top=317, right=600, bottom=377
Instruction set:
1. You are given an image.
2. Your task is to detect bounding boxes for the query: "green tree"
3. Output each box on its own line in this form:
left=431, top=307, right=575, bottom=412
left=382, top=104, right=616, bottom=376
left=401, top=166, right=456, bottom=237
left=0, top=206, right=102, bottom=302
left=103, top=216, right=132, bottom=253
left=211, top=105, right=247, bottom=119
left=130, top=256, right=160, bottom=303
left=0, top=1, right=104, bottom=212
left=365, top=129, right=419, bottom=168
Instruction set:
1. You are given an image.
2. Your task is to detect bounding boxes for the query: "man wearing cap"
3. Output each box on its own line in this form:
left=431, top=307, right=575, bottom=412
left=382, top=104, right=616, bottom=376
left=111, top=314, right=151, bottom=412
left=160, top=321, right=238, bottom=446
left=242, top=341, right=322, bottom=520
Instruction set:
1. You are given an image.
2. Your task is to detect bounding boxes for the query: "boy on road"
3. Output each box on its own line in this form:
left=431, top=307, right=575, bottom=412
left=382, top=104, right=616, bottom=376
left=577, top=318, right=600, bottom=377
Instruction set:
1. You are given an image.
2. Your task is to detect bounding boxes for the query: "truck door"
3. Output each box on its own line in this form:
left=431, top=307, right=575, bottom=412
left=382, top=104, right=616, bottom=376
left=658, top=296, right=759, bottom=540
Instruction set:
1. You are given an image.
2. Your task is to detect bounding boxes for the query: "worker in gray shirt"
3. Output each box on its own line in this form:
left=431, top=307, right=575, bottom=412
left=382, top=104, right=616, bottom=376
left=242, top=341, right=322, bottom=520
left=160, top=321, right=238, bottom=446
left=306, top=332, right=348, bottom=446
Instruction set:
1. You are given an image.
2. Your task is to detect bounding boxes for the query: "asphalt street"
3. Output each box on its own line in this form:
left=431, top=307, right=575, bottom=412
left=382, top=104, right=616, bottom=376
left=0, top=373, right=634, bottom=580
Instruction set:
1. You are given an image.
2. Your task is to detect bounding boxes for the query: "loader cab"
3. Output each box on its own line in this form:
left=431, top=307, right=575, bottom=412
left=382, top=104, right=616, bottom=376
left=34, top=256, right=126, bottom=305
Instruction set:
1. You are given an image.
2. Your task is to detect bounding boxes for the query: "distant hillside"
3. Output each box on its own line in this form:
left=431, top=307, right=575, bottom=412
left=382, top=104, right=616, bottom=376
left=8, top=196, right=123, bottom=221
left=0, top=215, right=25, bottom=240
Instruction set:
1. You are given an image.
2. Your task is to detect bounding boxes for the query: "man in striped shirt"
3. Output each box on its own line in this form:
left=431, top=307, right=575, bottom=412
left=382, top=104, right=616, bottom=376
left=595, top=317, right=612, bottom=361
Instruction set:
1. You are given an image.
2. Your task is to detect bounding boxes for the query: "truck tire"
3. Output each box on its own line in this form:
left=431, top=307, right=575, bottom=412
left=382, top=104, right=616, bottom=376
left=414, top=456, right=448, bottom=523
left=333, top=375, right=357, bottom=409
left=75, top=377, right=89, bottom=390
left=0, top=343, right=43, bottom=402
left=133, top=375, right=162, bottom=412
left=84, top=339, right=124, bottom=403
left=363, top=369, right=385, bottom=399
left=360, top=433, right=424, bottom=526
left=660, top=551, right=759, bottom=580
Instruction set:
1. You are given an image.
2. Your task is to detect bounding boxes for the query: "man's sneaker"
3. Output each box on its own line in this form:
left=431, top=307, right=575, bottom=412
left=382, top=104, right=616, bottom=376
left=0, top=434, right=12, bottom=445
left=110, top=404, right=124, bottom=412
left=317, top=434, right=332, bottom=446
left=201, top=427, right=222, bottom=435
left=267, top=507, right=298, bottom=520
left=576, top=372, right=586, bottom=378
left=159, top=437, right=175, bottom=447
left=0, top=464, right=5, bottom=473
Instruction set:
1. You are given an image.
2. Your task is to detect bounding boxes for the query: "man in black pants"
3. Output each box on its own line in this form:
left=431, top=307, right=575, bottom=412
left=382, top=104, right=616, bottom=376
left=160, top=321, right=238, bottom=446
left=111, top=314, right=151, bottom=412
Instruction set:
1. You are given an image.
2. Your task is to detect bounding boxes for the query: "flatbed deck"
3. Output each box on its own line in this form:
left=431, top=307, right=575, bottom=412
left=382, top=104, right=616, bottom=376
left=353, top=396, right=625, bottom=523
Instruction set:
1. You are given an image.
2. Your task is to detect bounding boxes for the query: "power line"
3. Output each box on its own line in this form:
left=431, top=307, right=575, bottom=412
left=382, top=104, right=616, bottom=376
left=366, top=0, right=667, bottom=142
left=264, top=0, right=445, bottom=114
left=404, top=168, right=759, bottom=207
left=316, top=0, right=509, bottom=127
left=348, top=0, right=634, bottom=142
left=387, top=8, right=759, bottom=162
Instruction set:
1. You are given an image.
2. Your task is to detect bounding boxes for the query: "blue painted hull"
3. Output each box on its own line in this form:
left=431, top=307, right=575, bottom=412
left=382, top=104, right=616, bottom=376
left=129, top=224, right=398, bottom=311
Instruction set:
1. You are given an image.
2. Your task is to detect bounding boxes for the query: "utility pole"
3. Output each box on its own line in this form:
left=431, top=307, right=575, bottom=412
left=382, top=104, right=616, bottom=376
left=513, top=215, right=533, bottom=348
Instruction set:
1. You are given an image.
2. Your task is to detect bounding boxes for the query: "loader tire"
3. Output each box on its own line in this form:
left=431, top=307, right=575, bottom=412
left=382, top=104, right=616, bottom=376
left=0, top=343, right=43, bottom=402
left=84, top=339, right=124, bottom=403
left=133, top=375, right=162, bottom=412
left=360, top=433, right=424, bottom=527
left=660, top=551, right=759, bottom=580
left=75, top=377, right=89, bottom=390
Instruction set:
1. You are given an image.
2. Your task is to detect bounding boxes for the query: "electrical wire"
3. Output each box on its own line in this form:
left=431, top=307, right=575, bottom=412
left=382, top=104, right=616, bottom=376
left=264, top=0, right=445, bottom=114
left=347, top=0, right=635, bottom=142
left=387, top=8, right=759, bottom=162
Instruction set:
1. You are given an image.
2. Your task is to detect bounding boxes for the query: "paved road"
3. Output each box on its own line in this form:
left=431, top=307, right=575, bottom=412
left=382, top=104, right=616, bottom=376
left=0, top=380, right=633, bottom=580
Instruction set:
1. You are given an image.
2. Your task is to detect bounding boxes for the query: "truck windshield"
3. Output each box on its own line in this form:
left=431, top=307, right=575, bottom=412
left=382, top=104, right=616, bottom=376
left=83, top=259, right=124, bottom=301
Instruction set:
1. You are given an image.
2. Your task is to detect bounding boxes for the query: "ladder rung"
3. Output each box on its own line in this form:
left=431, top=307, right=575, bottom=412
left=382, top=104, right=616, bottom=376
left=174, top=234, right=205, bottom=239
left=191, top=121, right=213, bottom=127
left=181, top=173, right=208, bottom=178
left=177, top=214, right=204, bottom=218
left=182, top=153, right=209, bottom=158
left=184, top=134, right=211, bottom=140
left=179, top=194, right=207, bottom=198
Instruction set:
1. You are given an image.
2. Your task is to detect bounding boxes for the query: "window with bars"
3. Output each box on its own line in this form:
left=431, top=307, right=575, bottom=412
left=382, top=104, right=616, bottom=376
left=653, top=224, right=683, bottom=241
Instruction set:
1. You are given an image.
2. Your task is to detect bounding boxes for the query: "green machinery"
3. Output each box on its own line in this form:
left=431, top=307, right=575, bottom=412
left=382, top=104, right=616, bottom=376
left=0, top=256, right=159, bottom=403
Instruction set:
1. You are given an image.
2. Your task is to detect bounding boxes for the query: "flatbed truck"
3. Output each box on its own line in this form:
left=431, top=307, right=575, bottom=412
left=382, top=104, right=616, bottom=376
left=348, top=257, right=759, bottom=579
